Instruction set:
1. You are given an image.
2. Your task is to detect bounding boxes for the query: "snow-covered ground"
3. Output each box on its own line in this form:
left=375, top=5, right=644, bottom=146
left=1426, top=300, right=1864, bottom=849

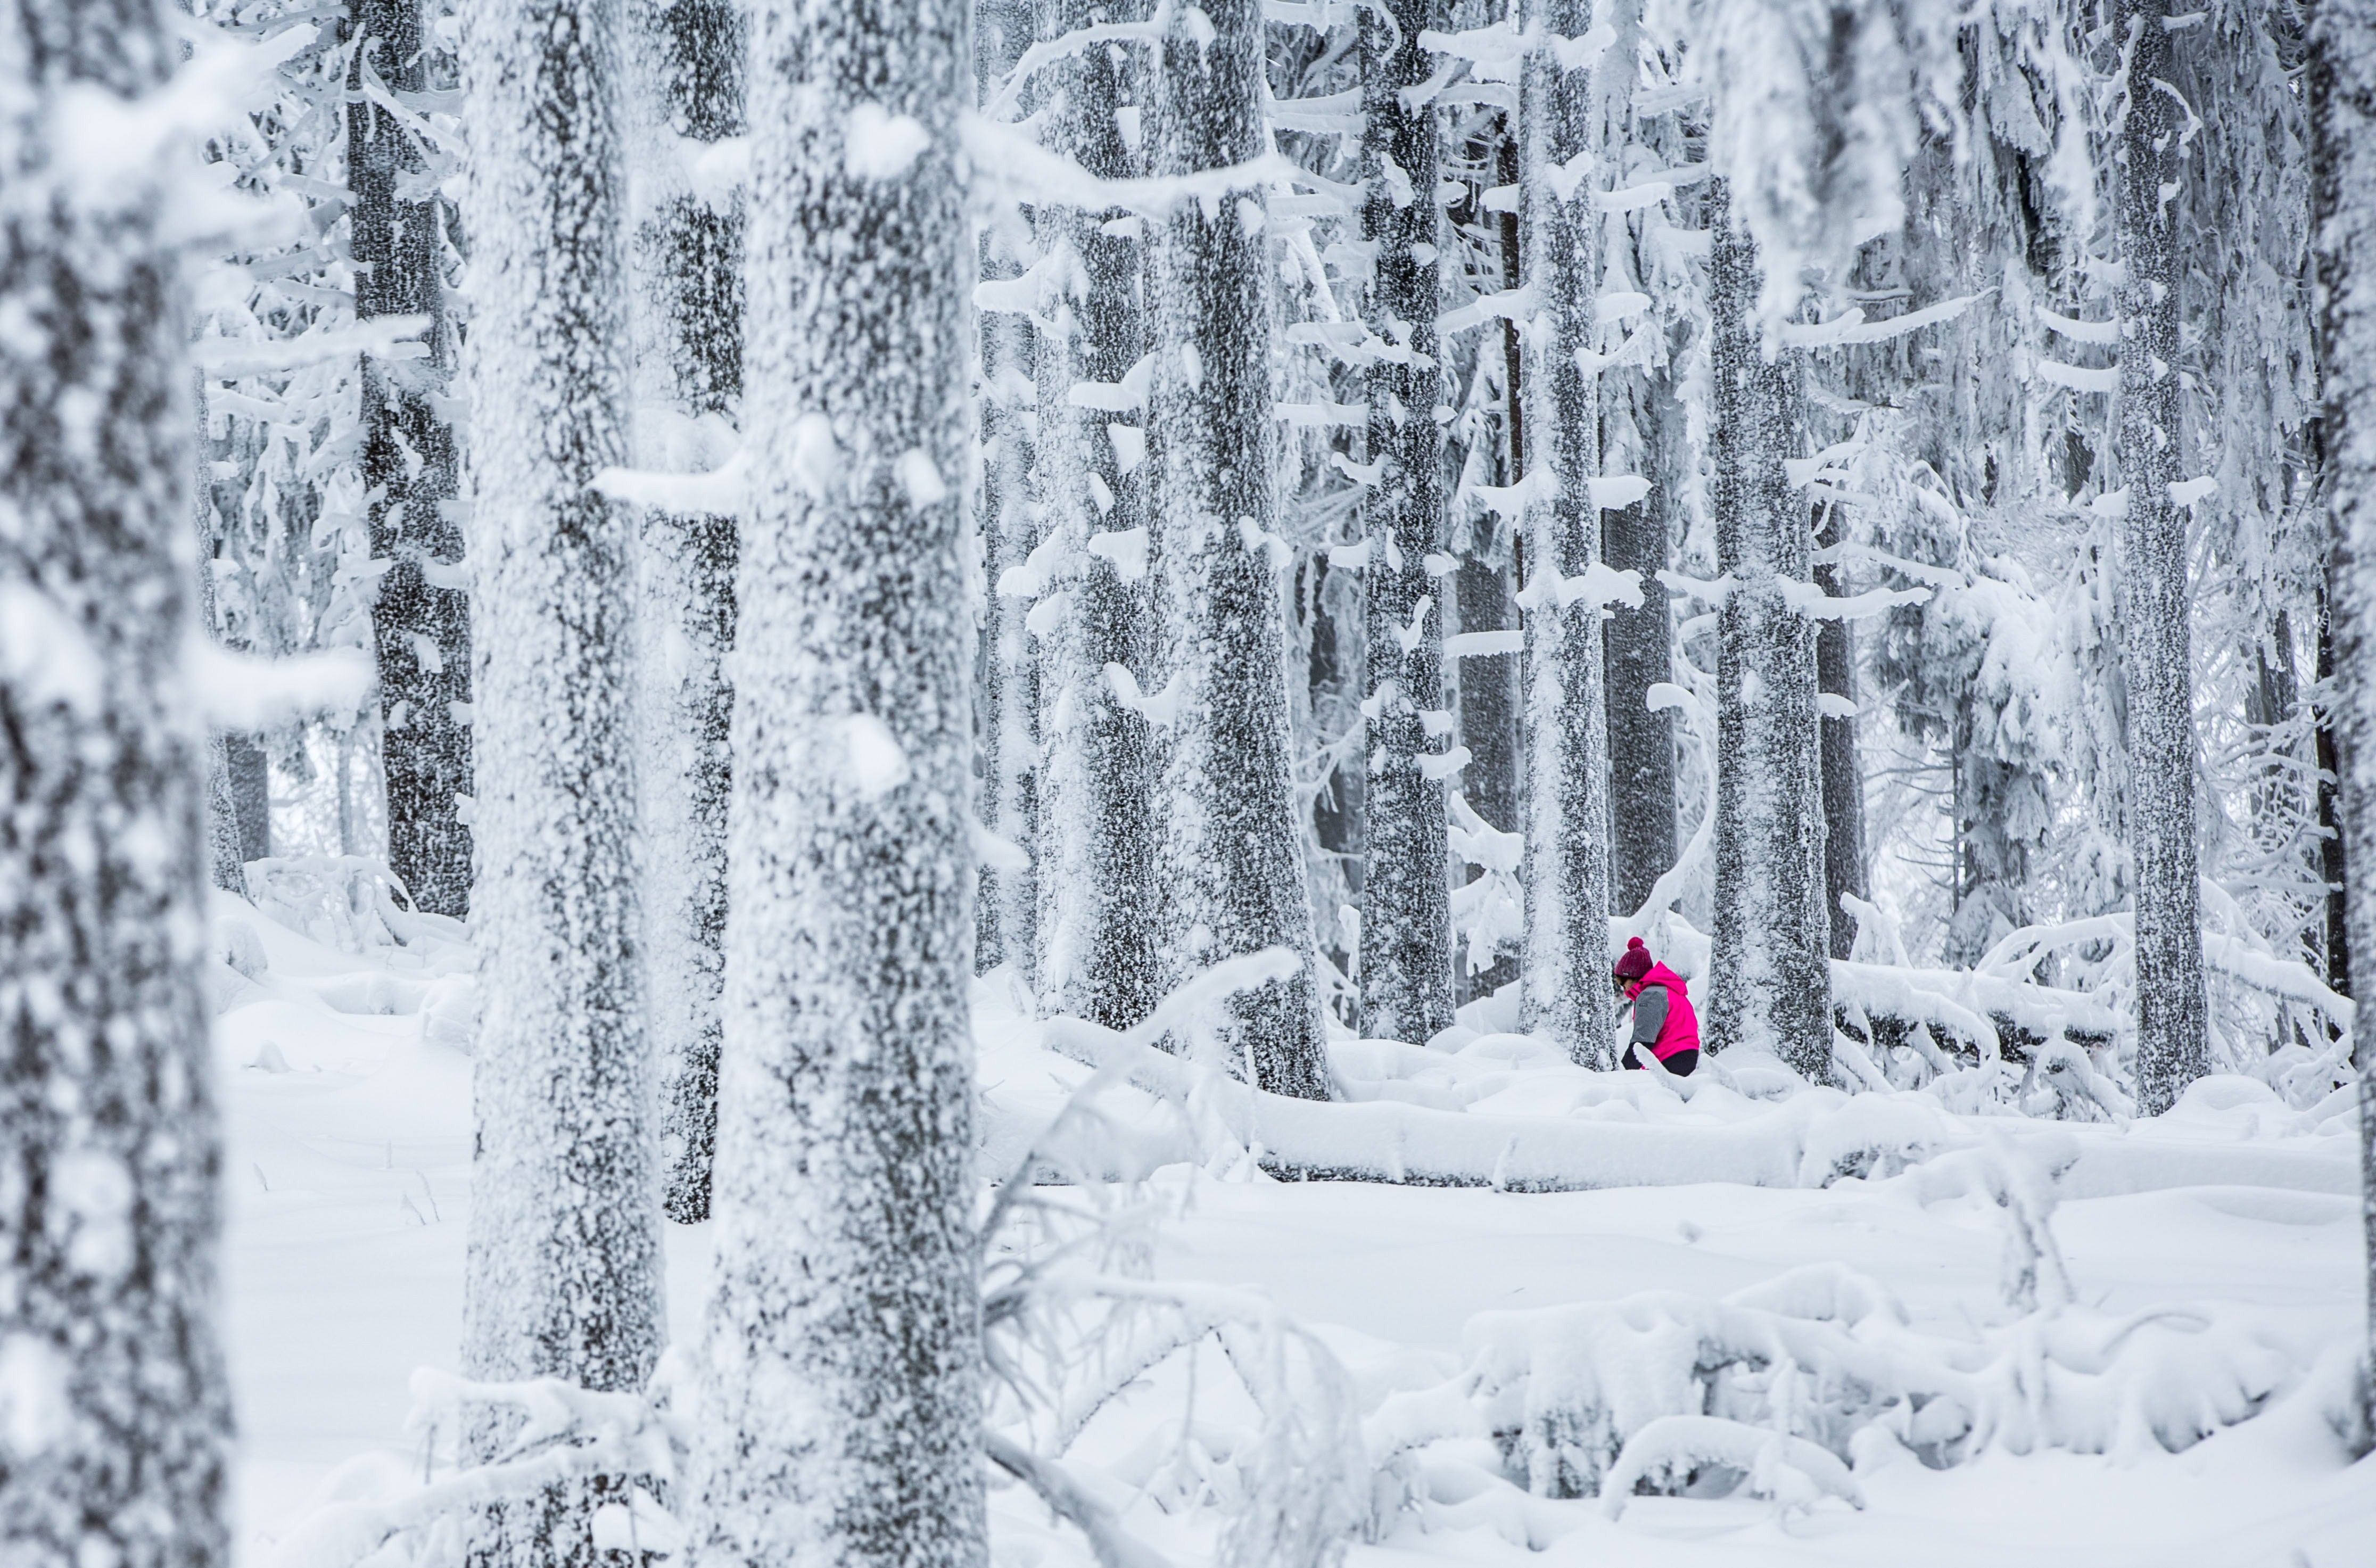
left=214, top=893, right=2376, bottom=1568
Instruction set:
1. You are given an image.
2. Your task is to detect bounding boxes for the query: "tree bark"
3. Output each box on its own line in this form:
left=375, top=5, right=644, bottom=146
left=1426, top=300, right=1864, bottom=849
left=194, top=412, right=251, bottom=898
left=1453, top=551, right=1521, bottom=1000
left=1516, top=0, right=1616, bottom=1066
left=2116, top=0, right=2208, bottom=1115
left=460, top=3, right=661, bottom=1562
left=2308, top=0, right=2376, bottom=1441
left=1453, top=125, right=1525, bottom=1006
left=1602, top=381, right=1677, bottom=920
left=1145, top=0, right=1330, bottom=1095
left=1705, top=180, right=1832, bottom=1079
left=352, top=0, right=471, bottom=917
left=0, top=9, right=235, bottom=1565
left=977, top=275, right=1038, bottom=992
left=685, top=0, right=988, bottom=1561
left=1359, top=0, right=1456, bottom=1044
left=629, top=0, right=742, bottom=1226
left=226, top=732, right=270, bottom=864
left=2319, top=575, right=2350, bottom=996
left=1813, top=501, right=1866, bottom=958
left=1031, top=0, right=1159, bottom=1029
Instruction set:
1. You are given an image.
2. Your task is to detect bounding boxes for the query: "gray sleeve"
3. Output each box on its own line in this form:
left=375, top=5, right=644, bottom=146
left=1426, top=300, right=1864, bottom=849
left=1629, top=985, right=1669, bottom=1047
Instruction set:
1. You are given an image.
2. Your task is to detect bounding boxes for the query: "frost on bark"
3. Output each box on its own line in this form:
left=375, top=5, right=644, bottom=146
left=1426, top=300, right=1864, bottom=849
left=978, top=264, right=1038, bottom=990
left=225, top=733, right=269, bottom=863
left=684, top=0, right=988, bottom=1559
left=1453, top=549, right=1520, bottom=1000
left=1453, top=127, right=1525, bottom=1006
left=460, top=2, right=661, bottom=1562
left=975, top=0, right=1037, bottom=992
left=1813, top=501, right=1866, bottom=958
left=352, top=0, right=471, bottom=917
left=1145, top=0, right=1329, bottom=1095
left=1602, top=379, right=1677, bottom=919
left=1030, top=0, right=1158, bottom=1029
left=1515, top=0, right=1615, bottom=1066
left=628, top=0, right=742, bottom=1226
left=194, top=427, right=252, bottom=898
left=1358, top=0, right=1455, bottom=1044
left=2116, top=0, right=2206, bottom=1116
left=1704, top=181, right=1830, bottom=1078
left=2308, top=0, right=2376, bottom=1437
left=2318, top=576, right=2350, bottom=996
left=0, top=10, right=235, bottom=1566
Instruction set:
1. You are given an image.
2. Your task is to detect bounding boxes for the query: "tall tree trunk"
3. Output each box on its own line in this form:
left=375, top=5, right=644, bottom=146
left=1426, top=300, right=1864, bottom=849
left=1453, top=124, right=1525, bottom=1006
left=978, top=282, right=1038, bottom=992
left=1516, top=0, right=1616, bottom=1066
left=2319, top=575, right=2350, bottom=996
left=1813, top=501, right=1866, bottom=958
left=2308, top=0, right=2376, bottom=1439
left=1145, top=0, right=1330, bottom=1094
left=1705, top=180, right=1831, bottom=1078
left=2116, top=0, right=2207, bottom=1114
left=1031, top=0, right=1159, bottom=1029
left=195, top=410, right=249, bottom=897
left=195, top=387, right=268, bottom=891
left=1359, top=0, right=1455, bottom=1044
left=352, top=0, right=471, bottom=917
left=1453, top=550, right=1521, bottom=1000
left=0, top=10, right=235, bottom=1565
left=226, top=732, right=270, bottom=864
left=460, top=4, right=661, bottom=1563
left=630, top=0, right=742, bottom=1226
left=686, top=0, right=988, bottom=1560
left=1602, top=381, right=1677, bottom=920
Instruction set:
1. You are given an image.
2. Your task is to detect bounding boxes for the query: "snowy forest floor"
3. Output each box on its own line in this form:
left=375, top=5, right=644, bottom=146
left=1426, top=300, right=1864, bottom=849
left=212, top=892, right=2376, bottom=1568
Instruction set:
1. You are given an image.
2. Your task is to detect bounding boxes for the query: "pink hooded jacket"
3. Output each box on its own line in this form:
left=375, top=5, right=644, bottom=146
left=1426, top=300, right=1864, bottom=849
left=1623, top=962, right=1700, bottom=1061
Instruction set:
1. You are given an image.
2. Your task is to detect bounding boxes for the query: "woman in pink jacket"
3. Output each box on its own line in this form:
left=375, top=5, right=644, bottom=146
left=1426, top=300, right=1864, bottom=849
left=1613, top=937, right=1700, bottom=1077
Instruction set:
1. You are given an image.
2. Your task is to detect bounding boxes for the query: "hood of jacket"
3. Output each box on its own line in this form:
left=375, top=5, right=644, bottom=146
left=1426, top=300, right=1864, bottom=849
left=1629, top=962, right=1690, bottom=998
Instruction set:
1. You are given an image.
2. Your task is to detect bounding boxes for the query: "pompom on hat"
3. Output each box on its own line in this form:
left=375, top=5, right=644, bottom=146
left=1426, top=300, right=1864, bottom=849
left=1613, top=936, right=1654, bottom=983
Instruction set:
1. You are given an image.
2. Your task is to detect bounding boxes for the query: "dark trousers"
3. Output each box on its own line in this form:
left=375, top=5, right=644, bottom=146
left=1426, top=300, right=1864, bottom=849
left=1622, top=1043, right=1698, bottom=1077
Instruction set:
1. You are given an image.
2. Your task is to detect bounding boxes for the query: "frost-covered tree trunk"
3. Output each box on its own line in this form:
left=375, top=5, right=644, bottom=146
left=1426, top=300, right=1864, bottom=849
left=1145, top=0, right=1329, bottom=1094
left=628, top=0, right=741, bottom=1225
left=1602, top=382, right=1677, bottom=919
left=1031, top=0, right=1159, bottom=1029
left=1516, top=0, right=1615, bottom=1066
left=194, top=425, right=250, bottom=897
left=0, top=9, right=235, bottom=1565
left=1813, top=502, right=1865, bottom=958
left=684, top=0, right=987, bottom=1559
left=2116, top=0, right=2207, bottom=1115
left=1453, top=550, right=1520, bottom=1000
left=978, top=270, right=1038, bottom=989
left=226, top=733, right=269, bottom=863
left=352, top=0, right=471, bottom=917
left=1704, top=180, right=1830, bottom=1077
left=2309, top=0, right=2376, bottom=1434
left=460, top=3, right=661, bottom=1561
left=1358, top=0, right=1455, bottom=1044
left=1454, top=129, right=1526, bottom=1005
left=2319, top=576, right=2350, bottom=995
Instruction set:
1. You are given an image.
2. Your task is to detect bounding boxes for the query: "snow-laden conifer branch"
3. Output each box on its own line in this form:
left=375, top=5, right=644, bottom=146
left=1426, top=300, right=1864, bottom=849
left=192, top=312, right=431, bottom=374
left=980, top=0, right=1173, bottom=121
left=965, top=114, right=1340, bottom=216
left=1776, top=291, right=1990, bottom=349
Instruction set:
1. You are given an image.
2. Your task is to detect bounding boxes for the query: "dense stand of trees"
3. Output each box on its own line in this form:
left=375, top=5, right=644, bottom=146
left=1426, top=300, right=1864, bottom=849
left=26, top=0, right=2376, bottom=1552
